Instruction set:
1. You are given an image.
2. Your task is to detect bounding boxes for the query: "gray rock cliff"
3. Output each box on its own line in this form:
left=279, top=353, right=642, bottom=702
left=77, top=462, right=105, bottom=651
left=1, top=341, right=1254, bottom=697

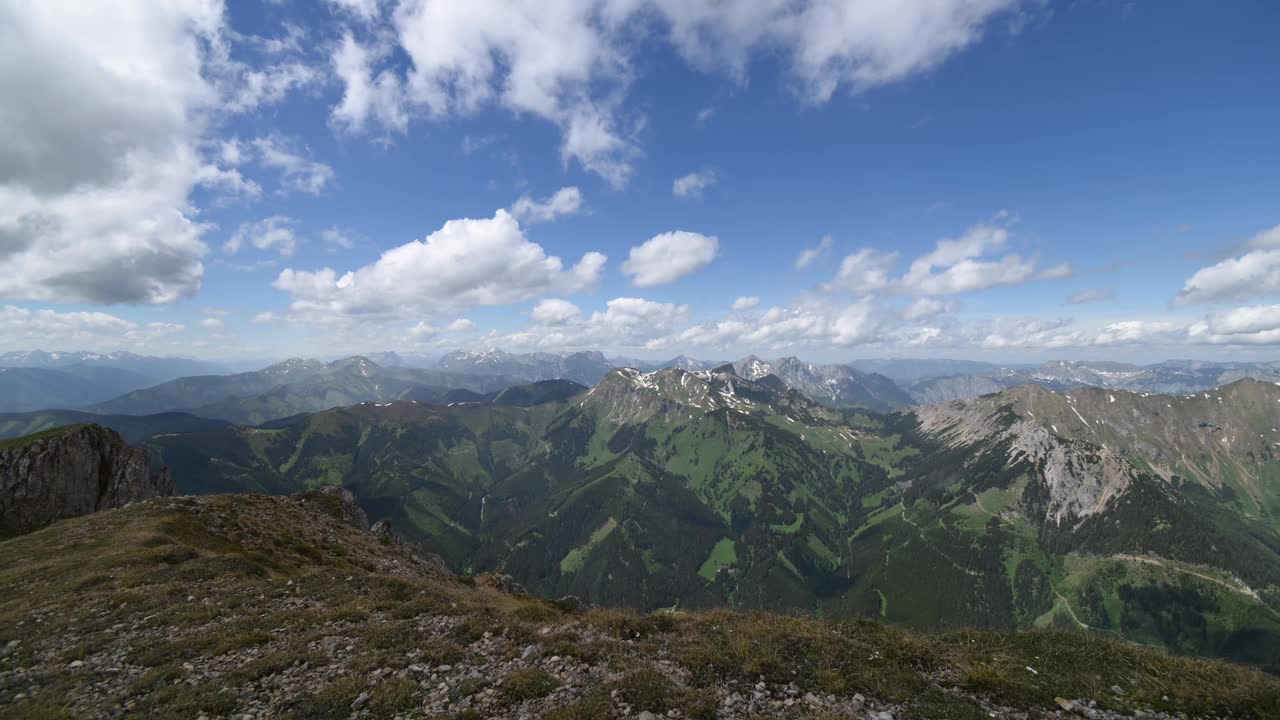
left=0, top=424, right=173, bottom=537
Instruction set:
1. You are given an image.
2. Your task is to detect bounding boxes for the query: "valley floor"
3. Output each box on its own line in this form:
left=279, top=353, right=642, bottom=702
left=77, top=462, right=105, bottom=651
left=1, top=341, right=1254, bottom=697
left=1, top=494, right=1277, bottom=720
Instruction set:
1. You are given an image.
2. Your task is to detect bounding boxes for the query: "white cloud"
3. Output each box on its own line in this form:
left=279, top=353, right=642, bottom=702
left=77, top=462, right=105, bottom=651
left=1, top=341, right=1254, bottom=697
left=622, top=231, right=719, bottom=287
left=342, top=0, right=1025, bottom=185
left=251, top=135, right=334, bottom=195
left=1092, top=320, right=1184, bottom=346
left=223, top=216, right=300, bottom=256
left=731, top=296, right=760, bottom=311
left=251, top=311, right=279, bottom=324
left=1068, top=287, right=1115, bottom=304
left=408, top=320, right=435, bottom=339
left=794, top=235, right=833, bottom=270
left=827, top=248, right=897, bottom=293
left=1182, top=304, right=1280, bottom=345
left=980, top=317, right=1083, bottom=350
left=447, top=318, right=475, bottom=332
left=1177, top=225, right=1280, bottom=304
left=200, top=317, right=225, bottom=330
left=898, top=223, right=1040, bottom=295
left=0, top=305, right=186, bottom=351
left=331, top=31, right=408, bottom=134
left=672, top=169, right=718, bottom=199
left=510, top=187, right=584, bottom=224
left=0, top=1, right=224, bottom=304
left=668, top=296, right=882, bottom=351
left=531, top=298, right=582, bottom=326
left=274, top=209, right=606, bottom=318
left=226, top=62, right=323, bottom=113
left=902, top=297, right=952, bottom=322
left=485, top=296, right=690, bottom=351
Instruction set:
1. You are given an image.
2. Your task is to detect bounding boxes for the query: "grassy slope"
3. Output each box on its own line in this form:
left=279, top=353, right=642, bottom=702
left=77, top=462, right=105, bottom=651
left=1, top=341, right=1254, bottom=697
left=1, top=495, right=1278, bottom=719
left=141, top=379, right=1280, bottom=671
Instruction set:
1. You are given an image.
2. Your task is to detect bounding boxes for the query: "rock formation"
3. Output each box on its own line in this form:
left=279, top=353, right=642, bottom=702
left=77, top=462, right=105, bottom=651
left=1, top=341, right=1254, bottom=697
left=0, top=424, right=173, bottom=537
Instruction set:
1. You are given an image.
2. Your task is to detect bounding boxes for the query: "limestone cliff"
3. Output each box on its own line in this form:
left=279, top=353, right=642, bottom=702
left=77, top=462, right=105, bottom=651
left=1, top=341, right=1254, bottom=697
left=0, top=424, right=173, bottom=537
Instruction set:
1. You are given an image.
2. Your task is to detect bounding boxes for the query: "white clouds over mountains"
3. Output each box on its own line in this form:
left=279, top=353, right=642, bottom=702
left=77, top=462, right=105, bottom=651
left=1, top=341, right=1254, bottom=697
left=622, top=231, right=719, bottom=287
left=1177, top=224, right=1280, bottom=304
left=274, top=209, right=606, bottom=319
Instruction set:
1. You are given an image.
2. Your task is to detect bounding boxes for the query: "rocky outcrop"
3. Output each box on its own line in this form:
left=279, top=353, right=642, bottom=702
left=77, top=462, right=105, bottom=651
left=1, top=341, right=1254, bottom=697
left=915, top=389, right=1139, bottom=525
left=0, top=424, right=172, bottom=537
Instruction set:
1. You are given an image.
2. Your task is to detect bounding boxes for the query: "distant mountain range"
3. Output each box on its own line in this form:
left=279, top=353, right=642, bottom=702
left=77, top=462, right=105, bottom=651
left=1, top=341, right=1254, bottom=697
left=0, top=351, right=228, bottom=413
left=139, top=364, right=1280, bottom=670
left=88, top=356, right=518, bottom=425
left=734, top=355, right=911, bottom=410
left=907, top=359, right=1280, bottom=403
left=5, top=347, right=1279, bottom=422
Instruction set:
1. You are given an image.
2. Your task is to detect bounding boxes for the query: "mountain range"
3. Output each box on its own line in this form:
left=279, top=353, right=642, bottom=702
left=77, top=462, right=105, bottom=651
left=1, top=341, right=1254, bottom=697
left=0, top=351, right=228, bottom=413
left=907, top=359, right=1280, bottom=404
left=136, top=364, right=1280, bottom=671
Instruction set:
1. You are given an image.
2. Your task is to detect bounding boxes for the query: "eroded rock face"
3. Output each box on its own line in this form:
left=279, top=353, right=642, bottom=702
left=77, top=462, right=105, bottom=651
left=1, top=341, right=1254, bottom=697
left=915, top=390, right=1138, bottom=525
left=0, top=425, right=173, bottom=537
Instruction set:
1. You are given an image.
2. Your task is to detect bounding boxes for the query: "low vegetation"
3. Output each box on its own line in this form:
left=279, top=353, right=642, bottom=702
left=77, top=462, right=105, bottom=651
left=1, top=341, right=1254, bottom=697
left=0, top=493, right=1276, bottom=718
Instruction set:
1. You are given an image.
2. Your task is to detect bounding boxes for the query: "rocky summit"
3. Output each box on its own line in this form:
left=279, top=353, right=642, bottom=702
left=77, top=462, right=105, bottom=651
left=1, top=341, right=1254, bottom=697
left=0, top=424, right=172, bottom=538
left=2, top=492, right=1277, bottom=719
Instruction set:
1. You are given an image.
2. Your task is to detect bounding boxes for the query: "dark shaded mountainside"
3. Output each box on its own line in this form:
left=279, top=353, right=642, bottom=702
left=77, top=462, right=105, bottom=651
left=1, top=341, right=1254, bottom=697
left=2, top=490, right=1277, bottom=719
left=0, top=424, right=172, bottom=537
left=142, top=364, right=1280, bottom=672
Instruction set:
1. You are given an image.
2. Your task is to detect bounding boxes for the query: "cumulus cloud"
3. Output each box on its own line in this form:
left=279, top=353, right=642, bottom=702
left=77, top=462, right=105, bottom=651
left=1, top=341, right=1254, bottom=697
left=827, top=248, right=897, bottom=293
left=1092, top=320, right=1184, bottom=346
left=487, top=297, right=690, bottom=350
left=200, top=317, right=225, bottom=330
left=668, top=296, right=882, bottom=351
left=510, top=187, right=584, bottom=224
left=274, top=209, right=606, bottom=318
left=672, top=169, right=717, bottom=199
left=794, top=235, right=833, bottom=270
left=446, top=318, right=475, bottom=332
left=1068, top=287, right=1115, bottom=304
left=337, top=0, right=1025, bottom=185
left=531, top=298, right=583, bottom=326
left=902, top=297, right=952, bottom=322
left=731, top=296, right=760, bottom=311
left=0, top=1, right=224, bottom=304
left=330, top=31, right=408, bottom=134
left=224, top=216, right=300, bottom=256
left=1183, top=304, right=1280, bottom=345
left=622, top=231, right=719, bottom=287
left=1177, top=224, right=1280, bottom=304
left=897, top=223, right=1039, bottom=295
left=251, top=311, right=279, bottom=324
left=0, top=305, right=185, bottom=351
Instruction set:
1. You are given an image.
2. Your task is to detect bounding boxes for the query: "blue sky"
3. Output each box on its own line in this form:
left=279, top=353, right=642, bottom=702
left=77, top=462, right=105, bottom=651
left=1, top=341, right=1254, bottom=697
left=2, top=0, right=1279, bottom=363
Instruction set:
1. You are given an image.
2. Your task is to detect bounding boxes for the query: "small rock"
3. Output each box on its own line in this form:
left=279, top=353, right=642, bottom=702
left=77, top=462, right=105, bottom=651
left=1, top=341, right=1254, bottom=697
left=68, top=660, right=84, bottom=668
left=1055, top=697, right=1075, bottom=712
left=638, top=712, right=657, bottom=720
left=875, top=712, right=893, bottom=720
left=521, top=644, right=540, bottom=660
left=351, top=691, right=369, bottom=710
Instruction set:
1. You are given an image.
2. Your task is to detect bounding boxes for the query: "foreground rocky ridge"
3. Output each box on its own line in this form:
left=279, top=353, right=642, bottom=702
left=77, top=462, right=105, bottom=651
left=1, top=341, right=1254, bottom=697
left=1, top=493, right=1277, bottom=719
left=0, top=424, right=172, bottom=538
